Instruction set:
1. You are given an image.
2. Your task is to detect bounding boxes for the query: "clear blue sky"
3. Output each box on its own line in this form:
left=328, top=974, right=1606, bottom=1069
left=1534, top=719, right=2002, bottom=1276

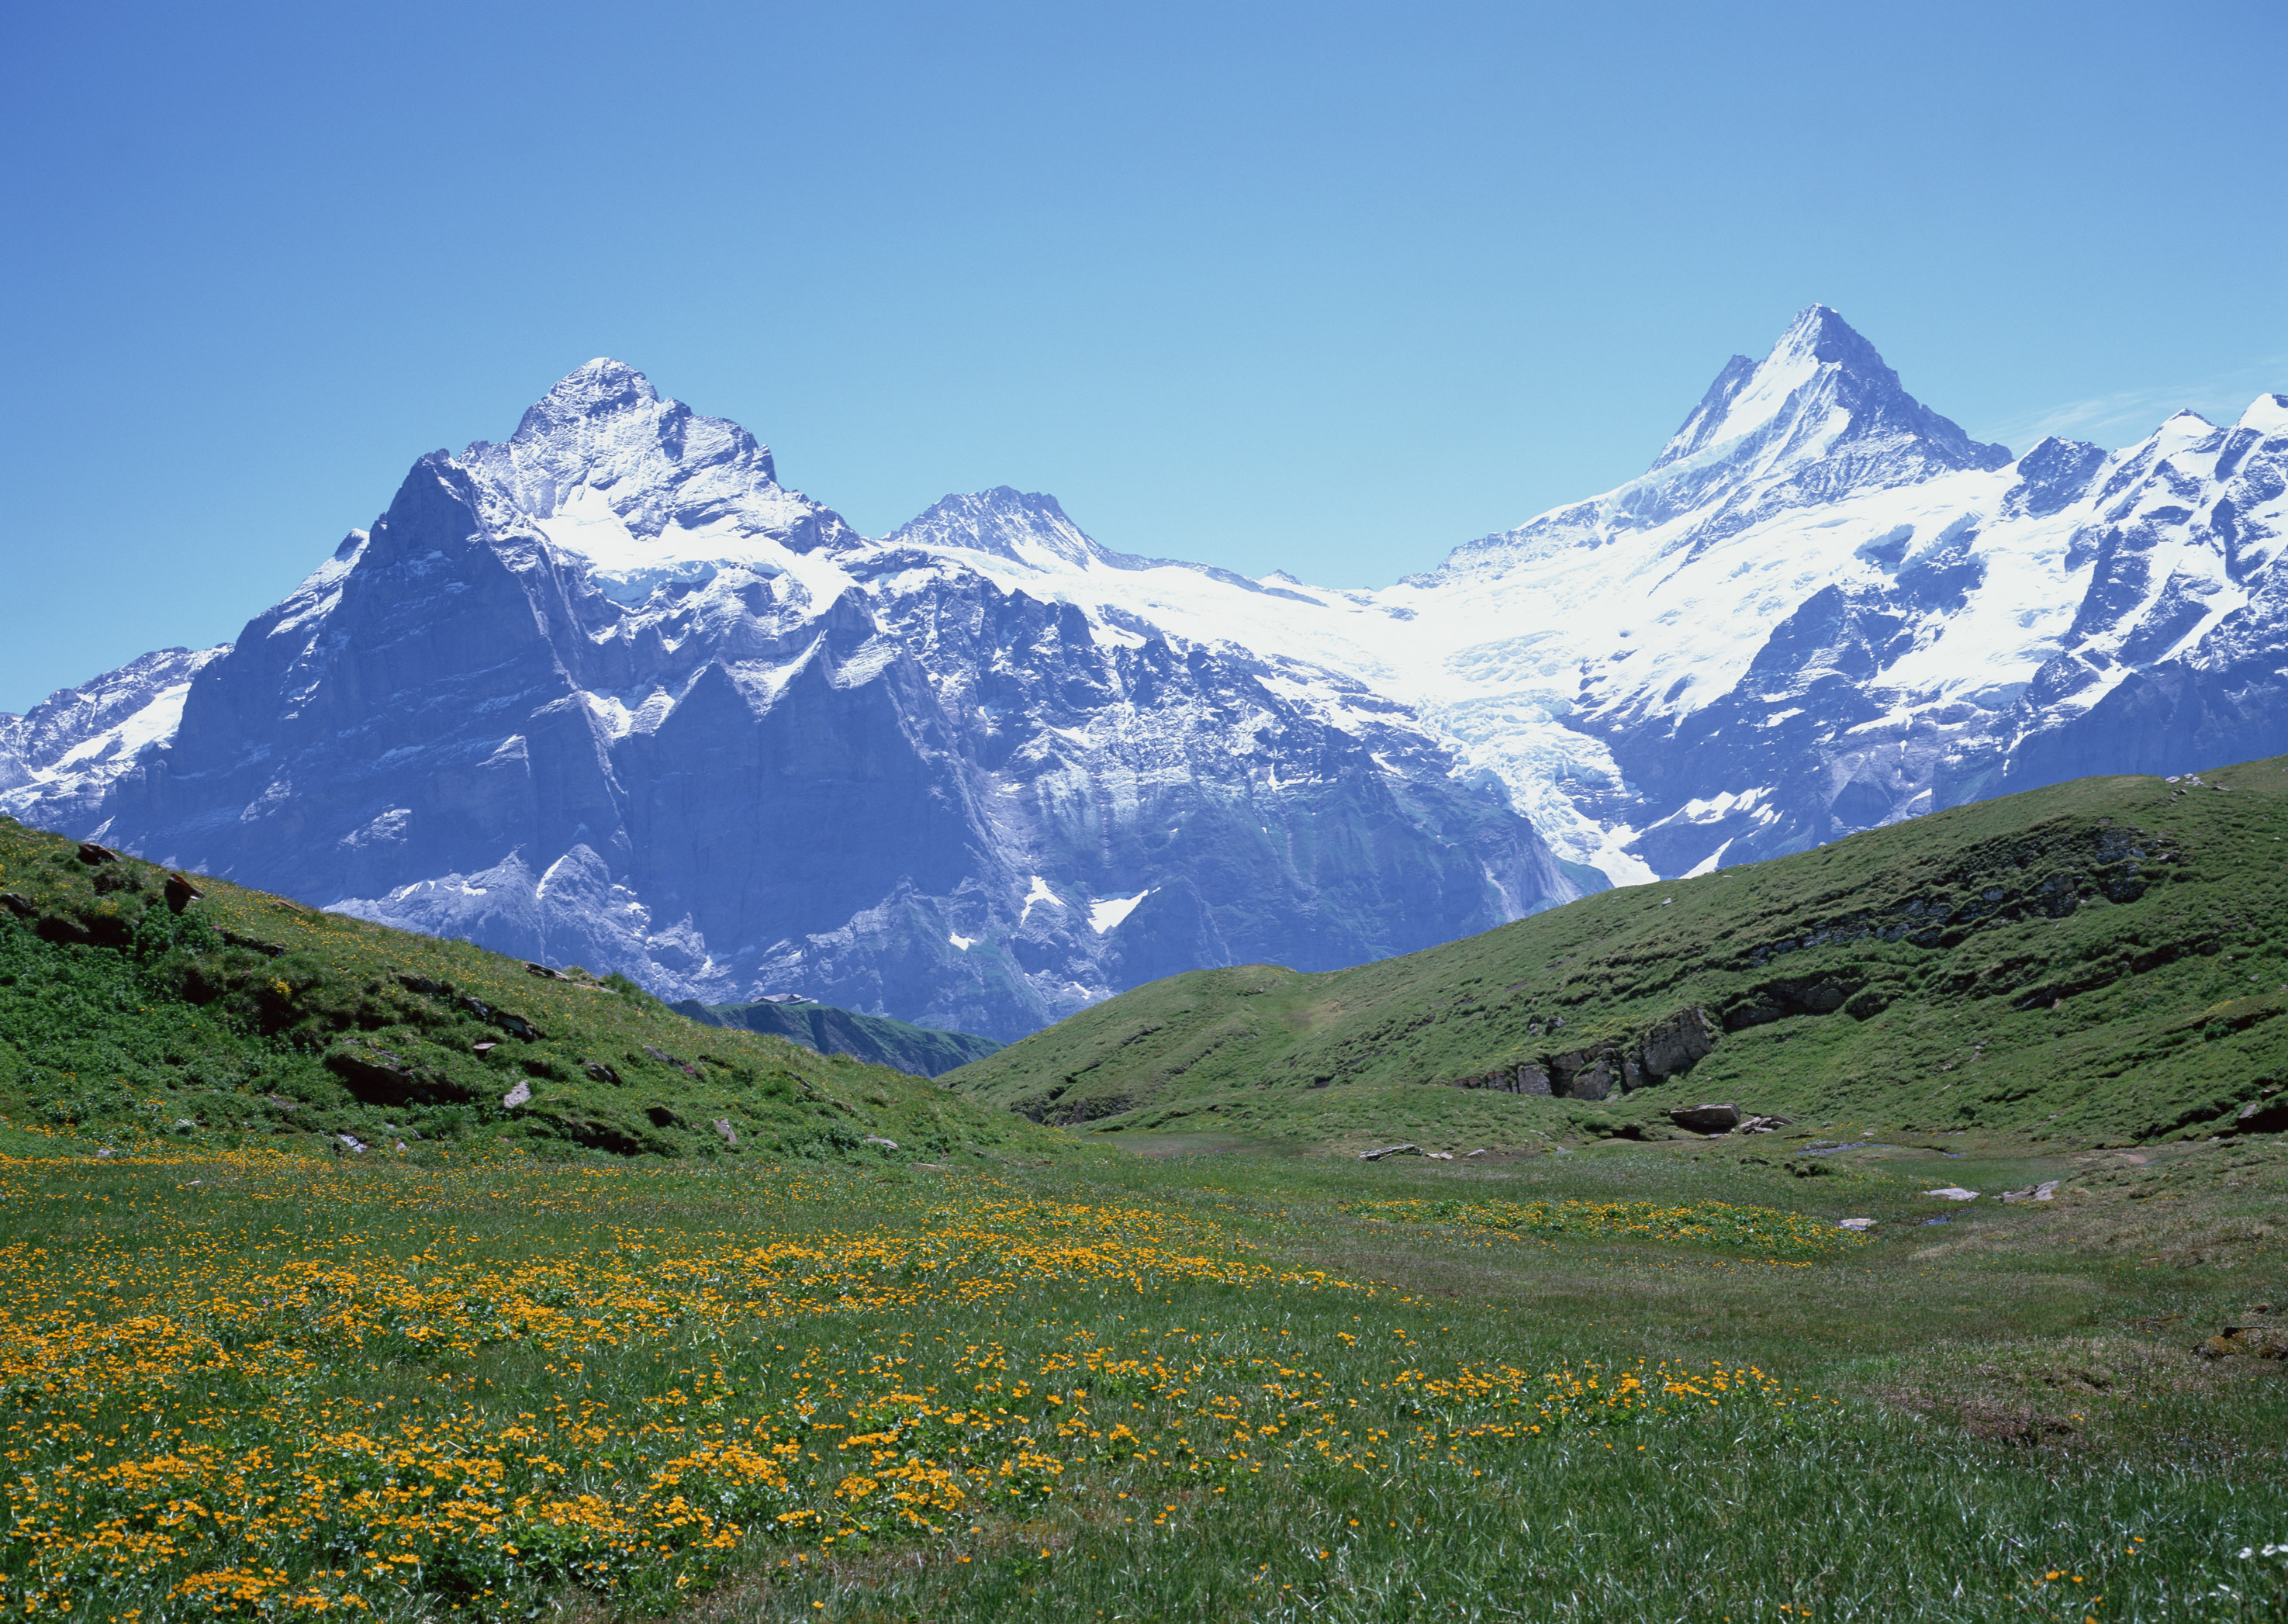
left=4, top=0, right=2284, bottom=713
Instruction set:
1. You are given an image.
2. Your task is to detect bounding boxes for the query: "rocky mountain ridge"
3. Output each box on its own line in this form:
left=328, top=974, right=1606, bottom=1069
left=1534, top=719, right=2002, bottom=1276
left=2, top=364, right=1577, bottom=1039
left=6, top=310, right=2283, bottom=1037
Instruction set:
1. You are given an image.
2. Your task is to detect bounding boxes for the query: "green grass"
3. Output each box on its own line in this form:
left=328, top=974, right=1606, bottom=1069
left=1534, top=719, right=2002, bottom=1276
left=4, top=1128, right=2286, bottom=1620
left=11, top=764, right=2288, bottom=1619
left=0, top=816, right=1078, bottom=1169
left=945, top=755, right=2288, bottom=1153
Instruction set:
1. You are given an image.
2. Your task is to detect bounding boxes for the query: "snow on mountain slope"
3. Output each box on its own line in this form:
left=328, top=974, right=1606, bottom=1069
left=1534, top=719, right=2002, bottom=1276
left=465, top=358, right=862, bottom=606
left=866, top=306, right=2286, bottom=880
left=1349, top=316, right=2287, bottom=876
left=9, top=311, right=2284, bottom=1036
left=5, top=366, right=1576, bottom=1039
left=0, top=648, right=228, bottom=824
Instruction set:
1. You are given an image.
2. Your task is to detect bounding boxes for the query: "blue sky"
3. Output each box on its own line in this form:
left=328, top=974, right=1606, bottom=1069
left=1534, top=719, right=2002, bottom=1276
left=3, top=0, right=2284, bottom=712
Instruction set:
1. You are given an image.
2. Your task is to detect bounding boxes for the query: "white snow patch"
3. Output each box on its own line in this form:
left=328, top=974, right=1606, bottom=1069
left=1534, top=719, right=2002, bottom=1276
left=1088, top=890, right=1153, bottom=934
left=948, top=931, right=976, bottom=952
left=49, top=682, right=195, bottom=772
left=1670, top=787, right=1765, bottom=824
left=1019, top=875, right=1063, bottom=924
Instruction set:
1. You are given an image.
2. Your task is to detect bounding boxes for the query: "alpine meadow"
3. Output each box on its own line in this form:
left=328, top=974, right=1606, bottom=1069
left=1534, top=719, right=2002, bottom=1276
left=7, top=22, right=2288, bottom=1608
left=5, top=743, right=2288, bottom=1619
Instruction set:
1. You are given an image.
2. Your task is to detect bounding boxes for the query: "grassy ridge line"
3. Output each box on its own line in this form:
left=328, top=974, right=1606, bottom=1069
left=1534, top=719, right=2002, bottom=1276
left=947, top=757, right=2288, bottom=1149
left=0, top=816, right=1085, bottom=1166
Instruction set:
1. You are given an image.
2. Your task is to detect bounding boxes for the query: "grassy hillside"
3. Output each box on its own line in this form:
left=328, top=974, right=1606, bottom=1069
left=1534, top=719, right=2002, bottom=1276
left=672, top=996, right=1002, bottom=1076
left=948, top=756, right=2288, bottom=1151
left=0, top=817, right=1078, bottom=1166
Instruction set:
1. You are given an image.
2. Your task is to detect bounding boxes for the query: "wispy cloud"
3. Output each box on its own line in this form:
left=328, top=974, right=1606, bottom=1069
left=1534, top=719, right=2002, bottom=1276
left=1974, top=354, right=2288, bottom=456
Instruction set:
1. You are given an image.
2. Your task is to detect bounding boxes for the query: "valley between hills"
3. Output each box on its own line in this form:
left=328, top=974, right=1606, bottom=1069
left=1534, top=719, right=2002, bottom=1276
left=3, top=752, right=2286, bottom=1620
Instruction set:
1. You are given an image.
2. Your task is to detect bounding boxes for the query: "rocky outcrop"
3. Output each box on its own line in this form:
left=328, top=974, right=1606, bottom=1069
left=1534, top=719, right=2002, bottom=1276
left=1637, top=1007, right=1723, bottom=1076
left=1723, top=976, right=1856, bottom=1028
left=2196, top=1325, right=2288, bottom=1361
left=1551, top=1047, right=1624, bottom=1101
left=1445, top=1063, right=1552, bottom=1096
left=2235, top=1098, right=2288, bottom=1135
left=1443, top=1004, right=1721, bottom=1101
left=323, top=1043, right=475, bottom=1107
left=1669, top=1102, right=1743, bottom=1134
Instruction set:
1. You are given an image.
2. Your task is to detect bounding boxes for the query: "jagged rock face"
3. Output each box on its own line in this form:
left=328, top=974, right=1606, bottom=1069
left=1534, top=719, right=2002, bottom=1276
left=10, top=311, right=2286, bottom=1032
left=10, top=365, right=1574, bottom=1040
left=1637, top=1007, right=1721, bottom=1079
left=1360, top=310, right=2288, bottom=879
left=0, top=648, right=226, bottom=817
left=2000, top=399, right=2288, bottom=785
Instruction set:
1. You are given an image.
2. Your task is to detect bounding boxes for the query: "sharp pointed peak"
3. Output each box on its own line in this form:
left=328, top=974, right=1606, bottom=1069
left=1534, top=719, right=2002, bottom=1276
left=1764, top=304, right=1892, bottom=382
left=1784, top=301, right=1863, bottom=340
left=1647, top=304, right=2006, bottom=479
left=537, top=358, right=661, bottom=415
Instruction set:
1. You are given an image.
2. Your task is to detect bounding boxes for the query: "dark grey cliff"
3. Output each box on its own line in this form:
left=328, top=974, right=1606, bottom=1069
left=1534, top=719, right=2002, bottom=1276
left=48, top=369, right=1579, bottom=1040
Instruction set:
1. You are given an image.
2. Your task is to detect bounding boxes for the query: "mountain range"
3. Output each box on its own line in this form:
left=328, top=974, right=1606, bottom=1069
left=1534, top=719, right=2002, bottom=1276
left=5, top=306, right=2283, bottom=1039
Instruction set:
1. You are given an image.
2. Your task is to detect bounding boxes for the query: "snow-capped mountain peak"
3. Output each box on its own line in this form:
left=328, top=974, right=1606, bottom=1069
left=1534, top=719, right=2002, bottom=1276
left=472, top=358, right=783, bottom=522
left=1422, top=306, right=2013, bottom=589
left=9, top=311, right=2283, bottom=1042
left=0, top=646, right=227, bottom=814
left=1650, top=302, right=2010, bottom=486
left=1651, top=304, right=1838, bottom=469
left=879, top=487, right=1106, bottom=570
left=519, top=356, right=663, bottom=427
left=2241, top=393, right=2288, bottom=436
left=458, top=359, right=862, bottom=603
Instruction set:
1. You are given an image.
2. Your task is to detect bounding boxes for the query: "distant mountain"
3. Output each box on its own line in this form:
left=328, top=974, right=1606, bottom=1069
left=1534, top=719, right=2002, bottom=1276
left=1, top=361, right=1578, bottom=1040
left=1367, top=306, right=2288, bottom=879
left=671, top=997, right=1001, bottom=1078
left=5, top=309, right=2282, bottom=1037
left=0, top=648, right=224, bottom=825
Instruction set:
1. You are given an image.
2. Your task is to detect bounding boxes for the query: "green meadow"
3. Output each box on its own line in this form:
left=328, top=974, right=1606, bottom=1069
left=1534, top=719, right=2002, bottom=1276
left=2, top=1132, right=2286, bottom=1621
left=2, top=762, right=2287, bottom=1620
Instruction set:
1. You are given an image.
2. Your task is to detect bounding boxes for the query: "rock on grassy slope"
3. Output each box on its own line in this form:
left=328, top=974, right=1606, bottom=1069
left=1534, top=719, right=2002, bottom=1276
left=671, top=997, right=1001, bottom=1078
left=945, top=757, right=2288, bottom=1150
left=0, top=817, right=1075, bottom=1166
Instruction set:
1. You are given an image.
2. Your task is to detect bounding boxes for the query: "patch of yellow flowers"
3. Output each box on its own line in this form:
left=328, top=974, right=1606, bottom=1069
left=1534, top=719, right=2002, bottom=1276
left=0, top=1151, right=1809, bottom=1618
